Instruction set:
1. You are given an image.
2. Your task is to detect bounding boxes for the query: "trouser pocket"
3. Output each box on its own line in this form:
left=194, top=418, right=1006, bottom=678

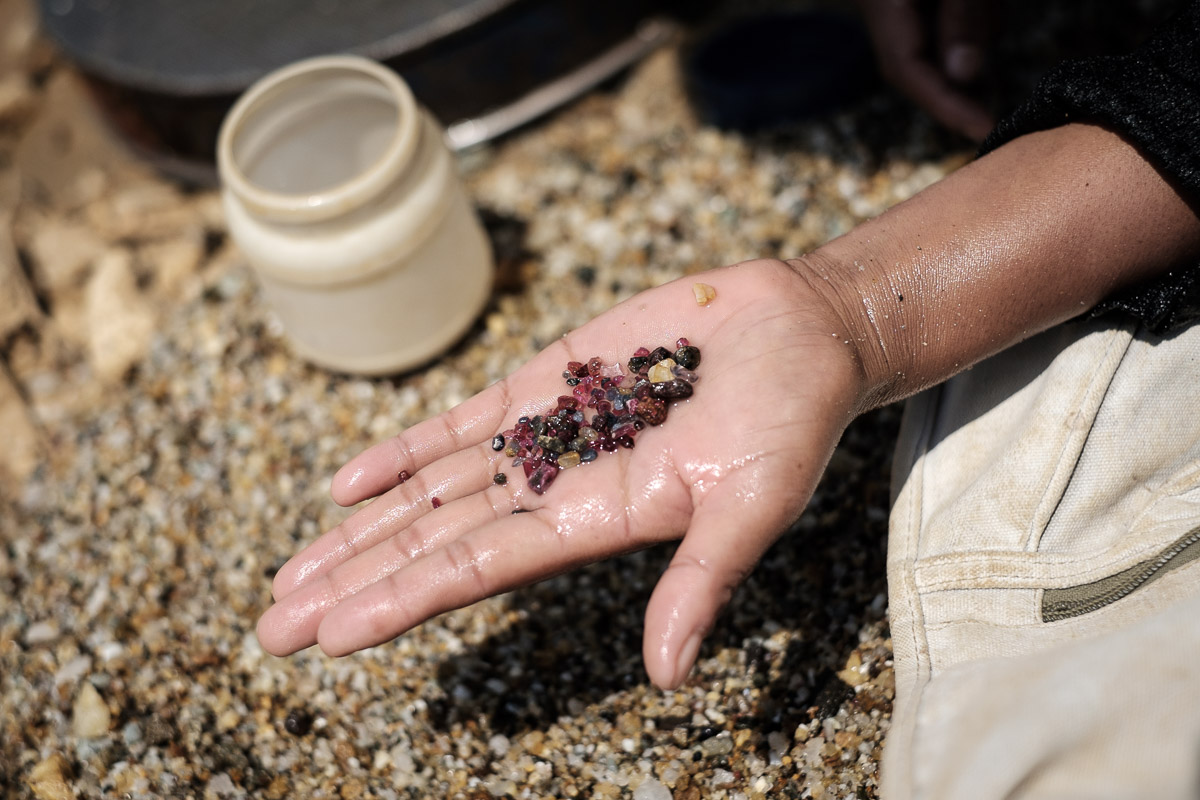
left=883, top=317, right=1200, bottom=800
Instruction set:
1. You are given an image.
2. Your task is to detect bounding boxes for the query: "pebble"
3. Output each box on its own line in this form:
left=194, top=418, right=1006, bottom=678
left=647, top=358, right=677, bottom=384
left=692, top=283, right=717, bottom=306
left=633, top=777, right=673, bottom=800
left=72, top=682, right=111, bottom=738
left=24, top=620, right=59, bottom=645
left=27, top=754, right=73, bottom=800
left=284, top=709, right=313, bottom=736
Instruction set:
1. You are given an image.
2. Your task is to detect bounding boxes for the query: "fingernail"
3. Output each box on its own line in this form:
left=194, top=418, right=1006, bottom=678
left=672, top=632, right=703, bottom=688
left=944, top=44, right=983, bottom=84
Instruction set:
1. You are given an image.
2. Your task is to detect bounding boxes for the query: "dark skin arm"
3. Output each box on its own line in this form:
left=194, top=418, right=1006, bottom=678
left=257, top=123, right=1200, bottom=689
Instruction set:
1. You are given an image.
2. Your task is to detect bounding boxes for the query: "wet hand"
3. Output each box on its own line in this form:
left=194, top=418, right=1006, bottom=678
left=256, top=259, right=864, bottom=689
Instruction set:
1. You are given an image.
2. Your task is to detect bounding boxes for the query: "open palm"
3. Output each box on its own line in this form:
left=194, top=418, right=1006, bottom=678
left=257, top=258, right=863, bottom=689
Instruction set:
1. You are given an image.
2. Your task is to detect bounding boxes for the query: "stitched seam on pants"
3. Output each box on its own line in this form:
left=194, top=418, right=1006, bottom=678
left=1025, top=325, right=1136, bottom=552
left=912, top=537, right=1175, bottom=588
left=903, top=386, right=939, bottom=800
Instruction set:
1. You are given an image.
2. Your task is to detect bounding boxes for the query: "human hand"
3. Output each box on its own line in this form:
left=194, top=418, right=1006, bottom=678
left=857, top=0, right=995, bottom=141
left=256, top=258, right=866, bottom=690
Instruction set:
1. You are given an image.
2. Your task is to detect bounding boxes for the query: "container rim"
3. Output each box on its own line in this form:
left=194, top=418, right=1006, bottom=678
left=217, top=55, right=419, bottom=223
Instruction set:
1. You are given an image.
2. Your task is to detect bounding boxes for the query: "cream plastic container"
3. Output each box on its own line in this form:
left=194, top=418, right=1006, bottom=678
left=217, top=55, right=493, bottom=375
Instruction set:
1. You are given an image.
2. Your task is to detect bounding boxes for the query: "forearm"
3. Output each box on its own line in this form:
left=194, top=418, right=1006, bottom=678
left=793, top=123, right=1200, bottom=409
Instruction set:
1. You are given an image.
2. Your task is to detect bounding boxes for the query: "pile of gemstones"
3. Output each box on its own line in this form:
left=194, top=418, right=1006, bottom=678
left=493, top=339, right=701, bottom=495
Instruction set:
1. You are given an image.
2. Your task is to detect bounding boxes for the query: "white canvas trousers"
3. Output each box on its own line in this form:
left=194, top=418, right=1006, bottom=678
left=882, top=317, right=1200, bottom=799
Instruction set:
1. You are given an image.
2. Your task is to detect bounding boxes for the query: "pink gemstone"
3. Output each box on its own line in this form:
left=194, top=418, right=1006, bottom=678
left=527, top=463, right=559, bottom=494
left=676, top=337, right=689, bottom=348
left=634, top=347, right=650, bottom=357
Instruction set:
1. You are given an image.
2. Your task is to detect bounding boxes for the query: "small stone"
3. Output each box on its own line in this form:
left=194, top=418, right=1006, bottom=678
left=693, top=283, right=717, bottom=305
left=537, top=434, right=566, bottom=454
left=647, top=358, right=677, bottom=384
left=557, top=451, right=581, bottom=469
left=397, top=470, right=410, bottom=484
left=72, top=682, right=111, bottom=738
left=528, top=463, right=558, bottom=494
left=649, top=379, right=694, bottom=400
left=636, top=397, right=667, bottom=425
left=24, top=621, right=60, bottom=645
left=431, top=497, right=442, bottom=509
left=633, top=778, right=672, bottom=800
left=493, top=472, right=507, bottom=485
left=122, top=721, right=143, bottom=746
left=491, top=434, right=505, bottom=451
left=711, top=769, right=736, bottom=787
left=673, top=345, right=701, bottom=370
left=27, top=754, right=72, bottom=800
left=580, top=448, right=599, bottom=463
left=627, top=355, right=649, bottom=374
left=698, top=732, right=733, bottom=757
left=284, top=709, right=313, bottom=735
left=647, top=347, right=672, bottom=365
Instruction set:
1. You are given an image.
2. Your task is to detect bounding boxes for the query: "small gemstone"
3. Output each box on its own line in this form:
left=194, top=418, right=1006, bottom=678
left=566, top=361, right=584, bottom=376
left=676, top=337, right=689, bottom=348
left=634, top=346, right=650, bottom=357
left=494, top=473, right=508, bottom=486
left=636, top=397, right=667, bottom=425
left=491, top=434, right=505, bottom=451
left=397, top=470, right=410, bottom=484
left=431, top=497, right=442, bottom=509
left=537, top=435, right=565, bottom=454
left=566, top=377, right=580, bottom=386
left=528, top=463, right=559, bottom=494
left=580, top=448, right=599, bottom=462
left=617, top=435, right=635, bottom=449
left=523, top=460, right=535, bottom=478
left=693, top=282, right=717, bottom=306
left=504, top=442, right=519, bottom=457
left=672, top=366, right=701, bottom=383
left=649, top=379, right=694, bottom=399
left=673, top=345, right=701, bottom=370
left=627, top=355, right=649, bottom=374
left=587, top=357, right=604, bottom=376
left=557, top=451, right=582, bottom=469
left=648, top=346, right=672, bottom=365
left=647, top=358, right=677, bottom=384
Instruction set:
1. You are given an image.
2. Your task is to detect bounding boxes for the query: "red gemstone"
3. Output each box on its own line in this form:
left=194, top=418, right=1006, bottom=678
left=528, top=463, right=559, bottom=494
left=431, top=497, right=442, bottom=509
left=397, top=470, right=410, bottom=484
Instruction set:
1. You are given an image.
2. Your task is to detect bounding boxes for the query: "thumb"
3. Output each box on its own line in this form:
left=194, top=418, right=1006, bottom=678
left=642, top=470, right=798, bottom=690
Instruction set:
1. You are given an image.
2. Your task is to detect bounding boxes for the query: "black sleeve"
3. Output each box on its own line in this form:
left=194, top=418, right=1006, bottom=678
left=979, top=0, right=1200, bottom=334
